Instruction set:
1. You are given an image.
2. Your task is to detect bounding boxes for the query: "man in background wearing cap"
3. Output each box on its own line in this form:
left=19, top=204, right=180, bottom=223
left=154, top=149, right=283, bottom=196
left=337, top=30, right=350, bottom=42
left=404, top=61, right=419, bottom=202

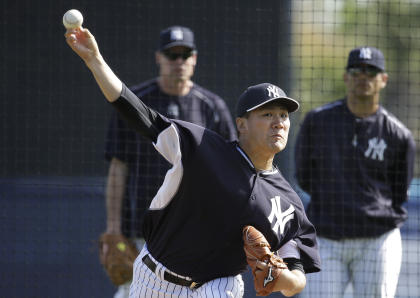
left=295, top=46, right=415, bottom=298
left=64, top=26, right=321, bottom=296
left=100, top=25, right=236, bottom=298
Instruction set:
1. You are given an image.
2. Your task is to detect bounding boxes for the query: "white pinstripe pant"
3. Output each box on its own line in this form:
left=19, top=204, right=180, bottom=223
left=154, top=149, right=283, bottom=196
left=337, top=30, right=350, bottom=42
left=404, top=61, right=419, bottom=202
left=113, top=239, right=146, bottom=298
left=300, top=228, right=402, bottom=298
left=129, top=245, right=244, bottom=298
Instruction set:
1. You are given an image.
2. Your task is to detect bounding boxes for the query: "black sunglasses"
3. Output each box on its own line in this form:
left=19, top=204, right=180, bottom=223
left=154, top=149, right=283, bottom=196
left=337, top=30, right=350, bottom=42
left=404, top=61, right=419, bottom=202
left=347, top=65, right=382, bottom=78
left=162, top=50, right=195, bottom=61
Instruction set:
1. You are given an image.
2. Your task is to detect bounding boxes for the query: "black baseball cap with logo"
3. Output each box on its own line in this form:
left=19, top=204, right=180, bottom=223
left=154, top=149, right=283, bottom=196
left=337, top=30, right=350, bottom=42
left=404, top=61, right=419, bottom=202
left=346, top=46, right=385, bottom=71
left=235, top=83, right=299, bottom=117
left=159, top=26, right=196, bottom=51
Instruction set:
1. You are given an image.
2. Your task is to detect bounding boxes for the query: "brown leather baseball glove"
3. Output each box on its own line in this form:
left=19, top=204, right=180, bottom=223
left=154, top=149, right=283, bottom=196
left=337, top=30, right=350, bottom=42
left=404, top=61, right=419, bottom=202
left=99, top=233, right=139, bottom=285
left=243, top=226, right=288, bottom=296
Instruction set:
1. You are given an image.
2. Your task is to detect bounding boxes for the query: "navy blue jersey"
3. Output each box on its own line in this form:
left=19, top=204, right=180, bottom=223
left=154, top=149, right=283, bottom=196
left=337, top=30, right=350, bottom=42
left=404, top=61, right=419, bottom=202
left=111, top=84, right=320, bottom=283
left=105, top=79, right=237, bottom=237
left=295, top=99, right=416, bottom=239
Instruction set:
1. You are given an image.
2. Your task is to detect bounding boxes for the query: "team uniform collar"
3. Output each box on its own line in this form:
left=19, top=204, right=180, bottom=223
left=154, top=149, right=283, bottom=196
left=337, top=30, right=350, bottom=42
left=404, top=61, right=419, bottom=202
left=234, top=142, right=278, bottom=175
left=343, top=97, right=382, bottom=120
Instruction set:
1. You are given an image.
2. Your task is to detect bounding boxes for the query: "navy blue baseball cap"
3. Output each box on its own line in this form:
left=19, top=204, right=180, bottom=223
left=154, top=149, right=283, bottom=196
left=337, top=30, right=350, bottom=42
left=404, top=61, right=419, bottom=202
left=346, top=46, right=385, bottom=71
left=236, top=83, right=299, bottom=117
left=159, top=26, right=196, bottom=51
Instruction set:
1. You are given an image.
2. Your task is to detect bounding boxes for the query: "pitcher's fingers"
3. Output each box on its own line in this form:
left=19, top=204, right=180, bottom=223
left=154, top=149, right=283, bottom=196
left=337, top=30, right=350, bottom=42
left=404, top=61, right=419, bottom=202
left=65, top=33, right=78, bottom=49
left=82, top=28, right=96, bottom=41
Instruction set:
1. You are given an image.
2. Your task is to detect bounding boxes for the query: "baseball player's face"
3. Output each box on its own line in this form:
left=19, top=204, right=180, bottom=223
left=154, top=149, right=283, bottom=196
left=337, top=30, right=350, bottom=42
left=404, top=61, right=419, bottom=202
left=344, top=64, right=388, bottom=100
left=237, top=103, right=290, bottom=155
left=157, top=46, right=197, bottom=82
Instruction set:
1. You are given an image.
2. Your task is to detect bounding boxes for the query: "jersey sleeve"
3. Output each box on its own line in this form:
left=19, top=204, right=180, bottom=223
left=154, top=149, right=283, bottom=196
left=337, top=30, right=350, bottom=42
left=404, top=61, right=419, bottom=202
left=391, top=132, right=416, bottom=206
left=111, top=84, right=171, bottom=143
left=277, top=239, right=300, bottom=259
left=291, top=203, right=321, bottom=273
left=294, top=112, right=314, bottom=193
left=294, top=218, right=321, bottom=273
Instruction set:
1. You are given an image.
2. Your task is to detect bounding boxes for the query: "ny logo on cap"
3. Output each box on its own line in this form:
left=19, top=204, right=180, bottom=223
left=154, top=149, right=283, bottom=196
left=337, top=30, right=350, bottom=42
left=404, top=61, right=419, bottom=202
left=359, top=48, right=372, bottom=60
left=267, top=85, right=280, bottom=98
left=170, top=29, right=183, bottom=41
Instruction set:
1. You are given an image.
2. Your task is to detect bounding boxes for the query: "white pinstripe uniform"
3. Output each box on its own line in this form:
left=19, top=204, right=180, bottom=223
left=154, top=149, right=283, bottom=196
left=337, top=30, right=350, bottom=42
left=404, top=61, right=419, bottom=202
left=129, top=245, right=244, bottom=298
left=300, top=229, right=402, bottom=298
left=113, top=239, right=145, bottom=298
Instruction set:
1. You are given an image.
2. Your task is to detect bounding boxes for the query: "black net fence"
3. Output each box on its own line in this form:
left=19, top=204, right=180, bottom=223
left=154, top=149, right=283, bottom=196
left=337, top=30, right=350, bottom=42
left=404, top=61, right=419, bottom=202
left=1, top=1, right=419, bottom=297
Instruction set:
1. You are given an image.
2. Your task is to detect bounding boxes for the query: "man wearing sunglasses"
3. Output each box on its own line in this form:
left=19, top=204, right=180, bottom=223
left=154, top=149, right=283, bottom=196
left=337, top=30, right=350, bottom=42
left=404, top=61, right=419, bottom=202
left=101, top=26, right=236, bottom=298
left=295, top=46, right=415, bottom=298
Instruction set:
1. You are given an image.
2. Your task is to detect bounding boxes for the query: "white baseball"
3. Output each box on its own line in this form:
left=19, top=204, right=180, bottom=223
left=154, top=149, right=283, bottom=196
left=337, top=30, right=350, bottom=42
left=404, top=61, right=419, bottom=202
left=63, top=9, right=83, bottom=29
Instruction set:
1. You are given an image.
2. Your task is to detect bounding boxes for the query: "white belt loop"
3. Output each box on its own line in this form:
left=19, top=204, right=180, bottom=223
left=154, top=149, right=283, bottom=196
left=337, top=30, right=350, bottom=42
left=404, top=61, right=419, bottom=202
left=156, top=262, right=165, bottom=281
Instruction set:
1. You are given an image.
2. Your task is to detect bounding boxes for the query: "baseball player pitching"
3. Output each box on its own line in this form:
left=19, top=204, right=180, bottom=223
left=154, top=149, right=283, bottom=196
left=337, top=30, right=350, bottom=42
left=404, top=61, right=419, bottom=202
left=65, top=24, right=321, bottom=297
left=100, top=25, right=236, bottom=298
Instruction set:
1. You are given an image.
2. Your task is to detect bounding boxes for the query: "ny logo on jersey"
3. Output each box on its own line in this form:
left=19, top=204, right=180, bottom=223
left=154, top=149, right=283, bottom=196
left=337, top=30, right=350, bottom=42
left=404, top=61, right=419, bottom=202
left=267, top=85, right=281, bottom=98
left=359, top=47, right=372, bottom=60
left=364, top=137, right=387, bottom=161
left=268, top=196, right=295, bottom=235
